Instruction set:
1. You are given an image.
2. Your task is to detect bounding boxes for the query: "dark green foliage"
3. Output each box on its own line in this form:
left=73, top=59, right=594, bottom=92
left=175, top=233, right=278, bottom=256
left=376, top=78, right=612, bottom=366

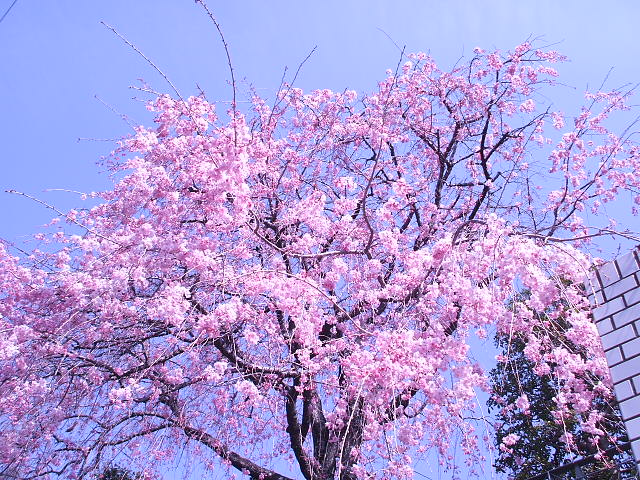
left=95, top=466, right=143, bottom=480
left=488, top=306, right=637, bottom=479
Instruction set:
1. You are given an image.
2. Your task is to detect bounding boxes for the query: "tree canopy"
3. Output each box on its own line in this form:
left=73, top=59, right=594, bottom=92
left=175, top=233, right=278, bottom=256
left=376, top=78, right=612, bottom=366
left=1, top=37, right=639, bottom=479
left=489, top=293, right=637, bottom=479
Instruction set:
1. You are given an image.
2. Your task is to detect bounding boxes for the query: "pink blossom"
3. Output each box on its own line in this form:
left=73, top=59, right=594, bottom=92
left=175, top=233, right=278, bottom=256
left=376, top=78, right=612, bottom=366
left=519, top=99, right=536, bottom=113
left=515, top=394, right=530, bottom=414
left=502, top=433, right=519, bottom=446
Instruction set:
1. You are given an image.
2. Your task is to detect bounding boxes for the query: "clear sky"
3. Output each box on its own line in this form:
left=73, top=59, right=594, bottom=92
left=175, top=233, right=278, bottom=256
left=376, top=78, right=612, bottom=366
left=1, top=2, right=639, bottom=478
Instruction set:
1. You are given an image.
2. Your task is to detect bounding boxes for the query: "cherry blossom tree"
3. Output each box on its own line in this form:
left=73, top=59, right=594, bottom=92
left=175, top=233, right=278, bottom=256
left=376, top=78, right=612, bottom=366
left=1, top=40, right=640, bottom=480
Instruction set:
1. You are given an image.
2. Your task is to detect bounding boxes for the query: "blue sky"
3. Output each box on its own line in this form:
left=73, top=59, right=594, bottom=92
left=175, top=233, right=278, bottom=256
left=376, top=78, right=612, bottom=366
left=1, top=2, right=639, bottom=478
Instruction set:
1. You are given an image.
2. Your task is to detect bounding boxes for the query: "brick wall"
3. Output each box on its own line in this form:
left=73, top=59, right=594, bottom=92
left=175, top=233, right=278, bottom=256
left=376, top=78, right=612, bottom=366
left=587, top=247, right=640, bottom=471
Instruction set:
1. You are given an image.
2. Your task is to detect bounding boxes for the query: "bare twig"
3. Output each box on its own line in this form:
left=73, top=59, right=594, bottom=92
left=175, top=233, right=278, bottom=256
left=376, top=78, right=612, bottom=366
left=5, top=190, right=123, bottom=246
left=195, top=1, right=238, bottom=140
left=101, top=22, right=184, bottom=103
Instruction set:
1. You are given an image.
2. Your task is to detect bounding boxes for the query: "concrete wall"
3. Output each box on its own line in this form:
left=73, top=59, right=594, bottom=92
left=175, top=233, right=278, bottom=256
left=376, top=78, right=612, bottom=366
left=587, top=246, right=640, bottom=471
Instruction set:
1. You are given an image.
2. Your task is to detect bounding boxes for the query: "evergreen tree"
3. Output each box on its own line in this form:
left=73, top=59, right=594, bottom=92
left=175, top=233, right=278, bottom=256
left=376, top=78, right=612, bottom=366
left=95, top=466, right=143, bottom=480
left=488, top=295, right=637, bottom=479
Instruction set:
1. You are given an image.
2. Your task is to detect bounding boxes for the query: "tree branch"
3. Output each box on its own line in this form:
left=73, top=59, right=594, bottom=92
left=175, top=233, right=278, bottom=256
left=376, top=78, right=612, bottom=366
left=182, top=424, right=294, bottom=480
